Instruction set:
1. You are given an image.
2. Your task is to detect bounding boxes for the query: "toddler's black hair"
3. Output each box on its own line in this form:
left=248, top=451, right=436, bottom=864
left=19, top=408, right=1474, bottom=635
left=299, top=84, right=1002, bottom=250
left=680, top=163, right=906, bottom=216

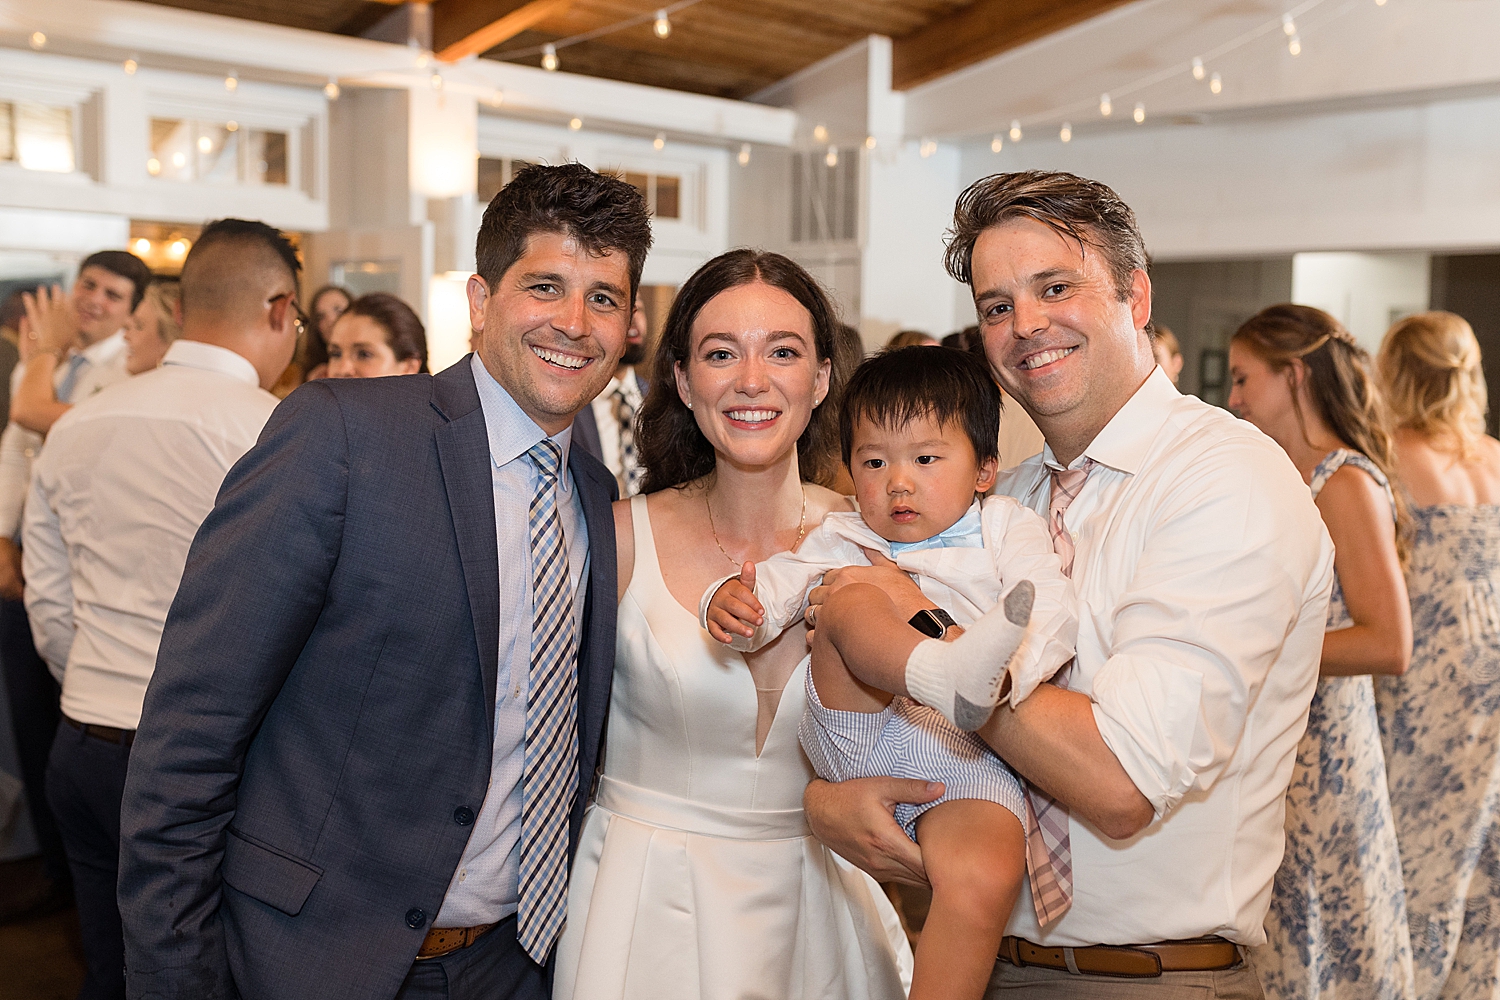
left=838, top=345, right=1000, bottom=467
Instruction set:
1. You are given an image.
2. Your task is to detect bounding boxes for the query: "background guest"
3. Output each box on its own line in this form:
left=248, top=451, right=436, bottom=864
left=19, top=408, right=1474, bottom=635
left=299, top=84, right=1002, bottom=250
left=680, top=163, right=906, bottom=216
left=122, top=279, right=182, bottom=375
left=886, top=329, right=938, bottom=350
left=324, top=292, right=428, bottom=379
left=1152, top=324, right=1184, bottom=385
left=299, top=284, right=352, bottom=382
left=572, top=301, right=648, bottom=495
left=1228, top=303, right=1415, bottom=1000
left=24, top=219, right=293, bottom=1000
left=1374, top=311, right=1500, bottom=1000
left=0, top=291, right=26, bottom=417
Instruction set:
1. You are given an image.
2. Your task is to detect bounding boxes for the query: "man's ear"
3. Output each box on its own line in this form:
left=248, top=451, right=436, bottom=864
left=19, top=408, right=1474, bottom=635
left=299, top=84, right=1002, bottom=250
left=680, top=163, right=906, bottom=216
left=466, top=274, right=489, bottom=334
left=1129, top=268, right=1152, bottom=337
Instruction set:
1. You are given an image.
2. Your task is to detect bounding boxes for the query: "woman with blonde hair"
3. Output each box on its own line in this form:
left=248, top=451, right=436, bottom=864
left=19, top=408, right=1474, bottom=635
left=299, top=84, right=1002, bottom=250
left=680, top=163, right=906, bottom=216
left=1375, top=311, right=1500, bottom=1000
left=1228, top=303, right=1415, bottom=1000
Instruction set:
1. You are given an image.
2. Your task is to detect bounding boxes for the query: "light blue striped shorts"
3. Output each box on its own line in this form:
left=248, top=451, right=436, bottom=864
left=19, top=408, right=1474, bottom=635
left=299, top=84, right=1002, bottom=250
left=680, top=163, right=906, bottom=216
left=799, top=666, right=1028, bottom=842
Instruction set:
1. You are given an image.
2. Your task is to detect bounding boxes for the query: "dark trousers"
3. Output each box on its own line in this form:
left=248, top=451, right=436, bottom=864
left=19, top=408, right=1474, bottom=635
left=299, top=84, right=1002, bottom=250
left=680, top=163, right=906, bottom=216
left=394, top=917, right=547, bottom=1000
left=1, top=596, right=67, bottom=884
left=47, top=719, right=130, bottom=1000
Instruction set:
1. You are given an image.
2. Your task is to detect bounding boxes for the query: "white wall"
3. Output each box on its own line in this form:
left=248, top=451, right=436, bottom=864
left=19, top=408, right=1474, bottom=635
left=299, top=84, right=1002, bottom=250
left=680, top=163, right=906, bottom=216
left=1291, top=252, right=1430, bottom=352
left=862, top=141, right=963, bottom=345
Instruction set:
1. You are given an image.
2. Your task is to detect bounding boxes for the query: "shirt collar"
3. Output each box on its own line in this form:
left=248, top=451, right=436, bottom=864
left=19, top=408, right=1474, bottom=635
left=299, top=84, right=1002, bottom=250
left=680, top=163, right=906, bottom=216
left=1042, top=366, right=1179, bottom=476
left=888, top=500, right=984, bottom=556
left=78, top=330, right=126, bottom=365
left=470, top=353, right=573, bottom=492
left=161, top=340, right=260, bottom=386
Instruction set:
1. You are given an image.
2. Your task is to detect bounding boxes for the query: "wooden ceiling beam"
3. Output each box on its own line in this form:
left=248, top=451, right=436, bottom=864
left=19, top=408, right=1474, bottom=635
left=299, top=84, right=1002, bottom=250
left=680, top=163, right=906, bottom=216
left=891, top=0, right=1132, bottom=91
left=435, top=0, right=573, bottom=63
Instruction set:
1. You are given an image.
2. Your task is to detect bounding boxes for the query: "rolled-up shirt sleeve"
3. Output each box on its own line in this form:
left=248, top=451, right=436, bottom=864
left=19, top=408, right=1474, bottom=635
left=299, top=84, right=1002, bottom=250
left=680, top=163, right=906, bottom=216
left=22, top=453, right=73, bottom=682
left=1088, top=450, right=1332, bottom=819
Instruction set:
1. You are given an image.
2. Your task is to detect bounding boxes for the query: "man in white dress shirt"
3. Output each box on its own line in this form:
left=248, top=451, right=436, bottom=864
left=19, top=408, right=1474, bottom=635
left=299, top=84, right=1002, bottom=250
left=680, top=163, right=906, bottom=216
left=572, top=301, right=648, bottom=495
left=23, top=221, right=295, bottom=1000
left=806, top=171, right=1334, bottom=998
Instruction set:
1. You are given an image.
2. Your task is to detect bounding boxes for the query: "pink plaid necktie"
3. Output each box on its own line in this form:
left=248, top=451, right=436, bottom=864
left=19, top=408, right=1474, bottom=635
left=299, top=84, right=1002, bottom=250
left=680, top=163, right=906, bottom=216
left=1023, top=458, right=1094, bottom=925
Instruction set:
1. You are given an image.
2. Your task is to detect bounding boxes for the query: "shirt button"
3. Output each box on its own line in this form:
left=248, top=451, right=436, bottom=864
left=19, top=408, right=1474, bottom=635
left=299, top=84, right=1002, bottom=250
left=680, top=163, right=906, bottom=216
left=453, top=806, right=475, bottom=826
left=459, top=870, right=467, bottom=882
left=405, top=907, right=427, bottom=929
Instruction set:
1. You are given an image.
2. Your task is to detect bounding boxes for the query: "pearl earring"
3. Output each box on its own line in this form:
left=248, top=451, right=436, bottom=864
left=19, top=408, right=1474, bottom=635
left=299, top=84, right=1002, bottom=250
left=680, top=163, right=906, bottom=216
left=686, top=400, right=693, bottom=410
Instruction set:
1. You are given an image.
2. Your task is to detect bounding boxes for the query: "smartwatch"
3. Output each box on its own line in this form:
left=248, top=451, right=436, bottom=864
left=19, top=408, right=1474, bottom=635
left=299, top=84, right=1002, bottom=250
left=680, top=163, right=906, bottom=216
left=908, top=607, right=958, bottom=639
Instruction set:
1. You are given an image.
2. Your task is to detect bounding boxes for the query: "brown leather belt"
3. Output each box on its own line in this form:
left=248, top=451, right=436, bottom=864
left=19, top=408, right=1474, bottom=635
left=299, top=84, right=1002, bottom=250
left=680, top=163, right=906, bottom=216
left=416, top=922, right=498, bottom=960
left=999, top=935, right=1242, bottom=978
left=63, top=714, right=135, bottom=748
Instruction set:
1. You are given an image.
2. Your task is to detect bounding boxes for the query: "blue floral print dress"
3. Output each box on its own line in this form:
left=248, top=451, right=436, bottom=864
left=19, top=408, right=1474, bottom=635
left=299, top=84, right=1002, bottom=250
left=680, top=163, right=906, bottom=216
left=1255, top=449, right=1416, bottom=1000
left=1378, top=498, right=1500, bottom=1000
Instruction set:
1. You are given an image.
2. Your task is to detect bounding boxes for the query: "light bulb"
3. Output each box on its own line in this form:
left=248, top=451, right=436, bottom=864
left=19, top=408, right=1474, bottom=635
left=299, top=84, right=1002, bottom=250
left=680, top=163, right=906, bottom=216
left=168, top=239, right=189, bottom=259
left=415, top=50, right=429, bottom=68
left=737, top=143, right=751, bottom=166
left=171, top=151, right=186, bottom=168
left=431, top=72, right=443, bottom=90
left=225, top=120, right=238, bottom=132
left=225, top=72, right=238, bottom=92
left=29, top=32, right=44, bottom=50
left=1283, top=13, right=1296, bottom=35
left=1375, top=0, right=1387, bottom=5
left=1009, top=120, right=1022, bottom=142
left=542, top=44, right=559, bottom=71
left=825, top=146, right=838, bottom=168
left=490, top=90, right=505, bottom=107
left=653, top=132, right=666, bottom=150
left=1210, top=72, right=1223, bottom=94
left=324, top=79, right=340, bottom=100
left=813, top=124, right=828, bottom=143
left=991, top=134, right=1003, bottom=153
left=568, top=117, right=582, bottom=131
left=864, top=135, right=876, bottom=150
left=197, top=135, right=213, bottom=153
left=920, top=139, right=937, bottom=158
left=1288, top=34, right=1301, bottom=56
left=123, top=57, right=138, bottom=75
left=146, top=157, right=161, bottom=176
left=132, top=238, right=151, bottom=256
left=654, top=9, right=671, bottom=38
left=1060, top=122, right=1072, bottom=143
left=1192, top=57, right=1205, bottom=81
left=1100, top=93, right=1112, bottom=117
left=1133, top=102, right=1146, bottom=123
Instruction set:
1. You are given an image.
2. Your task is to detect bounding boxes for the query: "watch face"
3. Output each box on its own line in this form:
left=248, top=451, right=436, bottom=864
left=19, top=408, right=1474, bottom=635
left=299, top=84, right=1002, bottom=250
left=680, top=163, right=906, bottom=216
left=909, top=610, right=944, bottom=638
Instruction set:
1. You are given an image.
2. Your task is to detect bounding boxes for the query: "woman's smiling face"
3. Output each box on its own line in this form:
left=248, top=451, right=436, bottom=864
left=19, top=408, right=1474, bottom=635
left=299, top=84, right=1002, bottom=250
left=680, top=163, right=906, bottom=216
left=675, top=281, right=830, bottom=473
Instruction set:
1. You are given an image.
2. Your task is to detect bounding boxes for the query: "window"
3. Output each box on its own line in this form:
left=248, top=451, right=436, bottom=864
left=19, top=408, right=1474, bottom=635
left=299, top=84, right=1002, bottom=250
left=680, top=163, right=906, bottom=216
left=477, top=156, right=535, bottom=203
left=148, top=117, right=287, bottom=186
left=791, top=150, right=858, bottom=243
left=608, top=170, right=681, bottom=220
left=0, top=101, right=75, bottom=173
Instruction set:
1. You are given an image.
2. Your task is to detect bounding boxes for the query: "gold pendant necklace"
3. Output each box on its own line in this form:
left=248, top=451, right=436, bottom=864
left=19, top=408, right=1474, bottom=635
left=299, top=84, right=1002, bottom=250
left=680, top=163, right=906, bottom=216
left=706, top=487, right=807, bottom=568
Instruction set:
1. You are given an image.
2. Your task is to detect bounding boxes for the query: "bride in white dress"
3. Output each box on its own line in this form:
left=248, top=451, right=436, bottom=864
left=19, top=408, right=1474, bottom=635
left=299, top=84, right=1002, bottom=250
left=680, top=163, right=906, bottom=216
left=553, top=249, right=912, bottom=999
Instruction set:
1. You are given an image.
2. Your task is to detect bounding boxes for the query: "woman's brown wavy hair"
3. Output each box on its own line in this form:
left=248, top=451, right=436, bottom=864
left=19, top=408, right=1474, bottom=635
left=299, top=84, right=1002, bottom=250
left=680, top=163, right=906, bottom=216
left=637, top=249, right=849, bottom=494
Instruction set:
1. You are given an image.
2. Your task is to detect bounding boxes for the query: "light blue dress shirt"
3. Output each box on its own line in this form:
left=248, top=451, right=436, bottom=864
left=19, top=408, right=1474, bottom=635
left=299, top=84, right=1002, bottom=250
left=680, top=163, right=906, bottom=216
left=434, top=355, right=590, bottom=926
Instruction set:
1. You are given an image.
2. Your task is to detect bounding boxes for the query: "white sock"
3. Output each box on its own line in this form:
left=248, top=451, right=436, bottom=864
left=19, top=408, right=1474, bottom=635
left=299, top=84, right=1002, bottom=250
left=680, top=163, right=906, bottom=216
left=903, top=581, right=1035, bottom=732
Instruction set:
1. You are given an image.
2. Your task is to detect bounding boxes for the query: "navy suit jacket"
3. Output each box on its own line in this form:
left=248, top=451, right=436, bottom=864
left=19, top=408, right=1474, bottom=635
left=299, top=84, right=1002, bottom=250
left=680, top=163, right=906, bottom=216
left=118, top=358, right=618, bottom=1000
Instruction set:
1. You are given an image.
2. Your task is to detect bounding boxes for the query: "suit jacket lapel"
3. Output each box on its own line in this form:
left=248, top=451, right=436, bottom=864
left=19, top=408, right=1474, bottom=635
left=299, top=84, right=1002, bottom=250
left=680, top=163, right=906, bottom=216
left=569, top=447, right=617, bottom=786
left=431, top=361, right=501, bottom=731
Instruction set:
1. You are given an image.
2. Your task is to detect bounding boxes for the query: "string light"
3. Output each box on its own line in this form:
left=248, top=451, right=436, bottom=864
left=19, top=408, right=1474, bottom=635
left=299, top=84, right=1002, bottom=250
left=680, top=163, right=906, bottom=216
left=812, top=124, right=828, bottom=143
left=1133, top=102, right=1146, bottom=123
left=489, top=90, right=505, bottom=107
left=197, top=135, right=213, bottom=153
left=168, top=239, right=189, bottom=259
left=324, top=79, right=340, bottom=100
left=1060, top=122, right=1072, bottom=142
left=864, top=135, right=877, bottom=150
left=493, top=0, right=709, bottom=67
left=1283, top=13, right=1297, bottom=35
left=1100, top=93, right=1112, bottom=117
left=737, top=143, right=751, bottom=166
left=226, top=121, right=238, bottom=132
left=653, top=132, right=666, bottom=150
left=653, top=9, right=672, bottom=38
left=431, top=71, right=443, bottom=90
left=123, top=56, right=138, bottom=75
left=568, top=117, right=583, bottom=130
left=991, top=134, right=1003, bottom=153
left=541, top=44, right=559, bottom=71
left=132, top=238, right=151, bottom=256
left=29, top=32, right=45, bottom=50
left=224, top=71, right=238, bottom=92
left=1192, top=57, right=1205, bottom=80
left=919, top=138, right=937, bottom=158
left=1009, top=119, right=1022, bottom=141
left=171, top=151, right=186, bottom=168
left=825, top=146, right=838, bottom=168
left=1288, top=33, right=1301, bottom=55
left=146, top=157, right=161, bottom=175
left=1210, top=71, right=1223, bottom=94
left=1375, top=0, right=1387, bottom=5
left=415, top=50, right=430, bottom=68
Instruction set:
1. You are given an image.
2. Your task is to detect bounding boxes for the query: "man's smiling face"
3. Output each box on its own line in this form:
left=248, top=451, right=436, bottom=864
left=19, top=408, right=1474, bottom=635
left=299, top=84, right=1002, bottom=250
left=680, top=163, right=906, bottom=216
left=971, top=217, right=1153, bottom=436
left=468, top=229, right=631, bottom=435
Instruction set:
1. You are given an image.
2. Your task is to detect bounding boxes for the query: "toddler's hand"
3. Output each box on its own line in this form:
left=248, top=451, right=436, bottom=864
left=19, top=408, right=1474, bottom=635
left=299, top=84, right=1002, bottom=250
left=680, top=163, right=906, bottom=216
left=705, top=561, right=764, bottom=644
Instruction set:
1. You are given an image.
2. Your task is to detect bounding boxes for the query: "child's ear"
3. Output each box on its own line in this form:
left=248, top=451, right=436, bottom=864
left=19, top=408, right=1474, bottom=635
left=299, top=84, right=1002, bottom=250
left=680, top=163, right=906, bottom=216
left=975, top=455, right=999, bottom=495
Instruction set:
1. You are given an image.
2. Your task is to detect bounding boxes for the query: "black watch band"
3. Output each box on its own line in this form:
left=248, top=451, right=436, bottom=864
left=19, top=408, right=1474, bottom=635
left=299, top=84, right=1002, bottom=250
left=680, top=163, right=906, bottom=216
left=908, top=608, right=958, bottom=639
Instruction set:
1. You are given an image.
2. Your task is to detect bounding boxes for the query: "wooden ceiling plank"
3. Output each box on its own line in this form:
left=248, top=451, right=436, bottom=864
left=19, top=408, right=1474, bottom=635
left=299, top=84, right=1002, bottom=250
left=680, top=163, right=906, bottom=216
left=892, top=0, right=1134, bottom=91
left=436, top=0, right=574, bottom=62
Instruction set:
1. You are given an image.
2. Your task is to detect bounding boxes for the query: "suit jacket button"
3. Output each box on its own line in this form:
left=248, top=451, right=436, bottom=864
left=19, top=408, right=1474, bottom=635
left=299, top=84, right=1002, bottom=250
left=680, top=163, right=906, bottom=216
left=406, top=908, right=427, bottom=929
left=454, top=806, right=475, bottom=826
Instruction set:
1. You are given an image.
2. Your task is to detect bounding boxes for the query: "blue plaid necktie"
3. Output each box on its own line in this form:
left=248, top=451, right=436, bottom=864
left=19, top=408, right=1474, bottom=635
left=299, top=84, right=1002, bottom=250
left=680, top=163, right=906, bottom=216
left=517, top=439, right=579, bottom=963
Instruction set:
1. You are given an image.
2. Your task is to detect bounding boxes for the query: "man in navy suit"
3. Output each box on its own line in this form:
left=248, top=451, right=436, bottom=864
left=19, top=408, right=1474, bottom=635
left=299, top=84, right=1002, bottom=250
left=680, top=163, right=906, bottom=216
left=117, top=164, right=652, bottom=1000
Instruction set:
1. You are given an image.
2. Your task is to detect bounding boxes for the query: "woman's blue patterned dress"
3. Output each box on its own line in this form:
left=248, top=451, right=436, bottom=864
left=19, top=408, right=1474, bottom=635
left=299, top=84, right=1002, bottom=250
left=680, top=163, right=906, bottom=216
left=1255, top=449, right=1416, bottom=1000
left=1378, top=499, right=1500, bottom=1000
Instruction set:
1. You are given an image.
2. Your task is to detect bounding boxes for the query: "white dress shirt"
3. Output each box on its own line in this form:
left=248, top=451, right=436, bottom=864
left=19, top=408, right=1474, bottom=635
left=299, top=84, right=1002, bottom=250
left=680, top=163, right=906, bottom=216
left=996, top=367, right=1335, bottom=948
left=700, top=496, right=1077, bottom=708
left=0, top=331, right=130, bottom=540
left=22, top=340, right=277, bottom=727
left=587, top=366, right=644, bottom=496
left=433, top=354, right=590, bottom=927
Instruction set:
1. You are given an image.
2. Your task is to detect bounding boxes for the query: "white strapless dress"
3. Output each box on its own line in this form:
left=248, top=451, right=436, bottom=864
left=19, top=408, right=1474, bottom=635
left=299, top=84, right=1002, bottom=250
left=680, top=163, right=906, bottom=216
left=553, top=495, right=912, bottom=1000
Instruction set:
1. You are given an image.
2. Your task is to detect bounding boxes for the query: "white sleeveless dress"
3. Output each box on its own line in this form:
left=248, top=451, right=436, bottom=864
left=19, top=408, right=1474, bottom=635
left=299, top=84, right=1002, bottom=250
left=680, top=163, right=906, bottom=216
left=552, top=495, right=912, bottom=1000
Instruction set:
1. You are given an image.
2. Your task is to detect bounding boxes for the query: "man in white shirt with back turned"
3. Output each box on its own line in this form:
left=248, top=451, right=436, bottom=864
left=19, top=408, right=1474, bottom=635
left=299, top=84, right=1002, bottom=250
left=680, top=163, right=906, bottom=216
left=23, top=219, right=298, bottom=1000
left=805, top=171, right=1334, bottom=998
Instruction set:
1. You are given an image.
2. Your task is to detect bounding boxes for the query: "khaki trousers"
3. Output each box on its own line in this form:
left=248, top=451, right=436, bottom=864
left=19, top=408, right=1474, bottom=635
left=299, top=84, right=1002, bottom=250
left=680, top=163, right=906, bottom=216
left=984, top=956, right=1265, bottom=999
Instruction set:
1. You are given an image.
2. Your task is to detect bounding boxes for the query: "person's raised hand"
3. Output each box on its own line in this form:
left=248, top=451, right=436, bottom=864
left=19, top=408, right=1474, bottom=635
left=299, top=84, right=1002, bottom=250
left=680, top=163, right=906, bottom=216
left=803, top=776, right=942, bottom=886
left=705, top=561, right=764, bottom=645
left=22, top=285, right=78, bottom=358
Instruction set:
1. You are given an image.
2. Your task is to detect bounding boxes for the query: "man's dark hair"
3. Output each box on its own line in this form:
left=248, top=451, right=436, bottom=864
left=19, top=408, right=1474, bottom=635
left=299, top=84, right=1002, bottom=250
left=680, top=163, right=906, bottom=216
left=476, top=163, right=653, bottom=299
left=79, top=250, right=154, bottom=309
left=944, top=171, right=1147, bottom=301
left=190, top=219, right=301, bottom=283
left=839, top=345, right=1000, bottom=467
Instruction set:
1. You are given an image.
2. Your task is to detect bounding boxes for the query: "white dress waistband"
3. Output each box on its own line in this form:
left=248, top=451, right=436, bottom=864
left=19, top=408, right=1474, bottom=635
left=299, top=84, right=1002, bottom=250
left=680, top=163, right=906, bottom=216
left=594, top=775, right=812, bottom=841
